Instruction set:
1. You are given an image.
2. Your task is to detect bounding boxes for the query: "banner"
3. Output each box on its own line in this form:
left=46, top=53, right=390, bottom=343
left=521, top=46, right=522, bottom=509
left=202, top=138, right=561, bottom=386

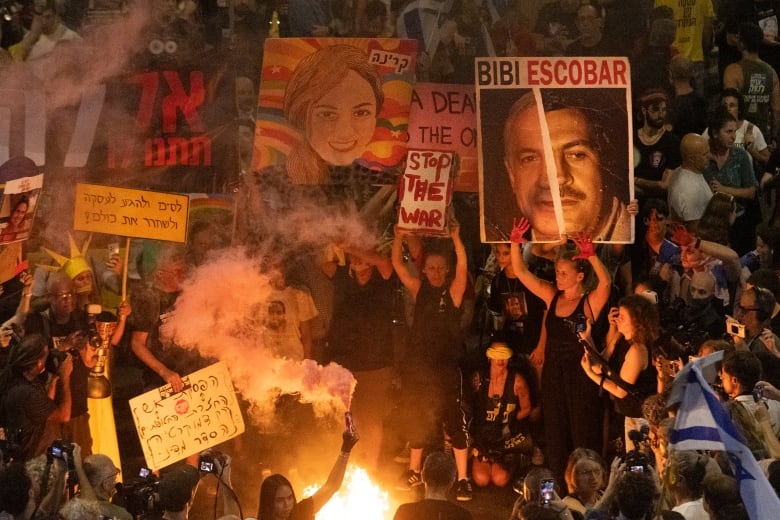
left=476, top=57, right=633, bottom=243
left=408, top=83, right=477, bottom=192
left=73, top=183, right=189, bottom=242
left=397, top=150, right=456, bottom=235
left=129, top=362, right=245, bottom=470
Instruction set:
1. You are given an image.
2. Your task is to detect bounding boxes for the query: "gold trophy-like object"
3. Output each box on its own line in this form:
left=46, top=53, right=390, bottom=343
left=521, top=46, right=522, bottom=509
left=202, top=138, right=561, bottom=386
left=87, top=304, right=115, bottom=399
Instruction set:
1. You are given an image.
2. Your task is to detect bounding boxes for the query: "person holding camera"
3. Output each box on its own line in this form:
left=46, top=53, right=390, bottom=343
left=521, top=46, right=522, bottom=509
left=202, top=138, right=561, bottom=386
left=729, top=286, right=780, bottom=356
left=0, top=333, right=72, bottom=460
left=720, top=350, right=780, bottom=438
left=579, top=295, right=659, bottom=450
left=83, top=453, right=131, bottom=520
left=587, top=458, right=660, bottom=520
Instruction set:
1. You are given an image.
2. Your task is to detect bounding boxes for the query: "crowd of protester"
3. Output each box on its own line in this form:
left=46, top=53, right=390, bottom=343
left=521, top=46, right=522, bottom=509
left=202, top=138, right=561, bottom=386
left=3, top=0, right=780, bottom=519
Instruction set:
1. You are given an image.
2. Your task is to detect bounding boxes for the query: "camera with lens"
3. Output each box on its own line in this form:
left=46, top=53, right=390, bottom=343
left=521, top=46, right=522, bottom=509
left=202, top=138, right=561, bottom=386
left=198, top=450, right=227, bottom=474
left=48, top=440, right=76, bottom=472
left=45, top=333, right=88, bottom=375
left=563, top=313, right=588, bottom=335
left=624, top=426, right=653, bottom=472
left=726, top=317, right=746, bottom=339
left=117, top=467, right=161, bottom=519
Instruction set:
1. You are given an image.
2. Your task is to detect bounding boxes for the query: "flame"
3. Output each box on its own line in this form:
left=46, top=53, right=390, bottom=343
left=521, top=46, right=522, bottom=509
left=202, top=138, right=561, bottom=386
left=302, top=466, right=393, bottom=519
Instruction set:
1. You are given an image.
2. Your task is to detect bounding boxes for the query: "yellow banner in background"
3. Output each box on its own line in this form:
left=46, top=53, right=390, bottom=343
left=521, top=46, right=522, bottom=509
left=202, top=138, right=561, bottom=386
left=74, top=183, right=189, bottom=242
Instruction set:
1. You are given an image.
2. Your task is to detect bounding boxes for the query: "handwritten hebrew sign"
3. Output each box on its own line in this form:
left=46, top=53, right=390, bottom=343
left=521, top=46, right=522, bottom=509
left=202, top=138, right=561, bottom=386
left=397, top=150, right=456, bottom=236
left=73, top=183, right=189, bottom=242
left=129, top=361, right=245, bottom=470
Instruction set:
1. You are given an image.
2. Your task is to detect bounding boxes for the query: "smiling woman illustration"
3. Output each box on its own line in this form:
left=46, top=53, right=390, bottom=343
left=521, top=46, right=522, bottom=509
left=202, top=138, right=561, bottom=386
left=283, top=44, right=385, bottom=185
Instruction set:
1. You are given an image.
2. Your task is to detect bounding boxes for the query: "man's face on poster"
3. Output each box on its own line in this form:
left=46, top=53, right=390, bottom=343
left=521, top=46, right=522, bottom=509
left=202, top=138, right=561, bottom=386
left=504, top=295, right=523, bottom=320
left=505, top=102, right=603, bottom=238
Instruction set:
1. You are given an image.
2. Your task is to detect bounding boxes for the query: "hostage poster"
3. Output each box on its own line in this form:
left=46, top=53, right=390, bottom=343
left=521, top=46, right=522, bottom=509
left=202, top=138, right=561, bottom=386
left=476, top=57, right=634, bottom=243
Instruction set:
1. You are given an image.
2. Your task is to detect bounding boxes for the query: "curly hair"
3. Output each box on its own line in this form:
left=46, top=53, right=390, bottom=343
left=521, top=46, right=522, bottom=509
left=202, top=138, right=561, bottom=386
left=618, top=294, right=660, bottom=346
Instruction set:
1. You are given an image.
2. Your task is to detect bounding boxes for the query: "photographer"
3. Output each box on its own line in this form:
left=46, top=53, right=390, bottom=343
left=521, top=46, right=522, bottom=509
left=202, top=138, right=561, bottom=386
left=721, top=350, right=780, bottom=438
left=0, top=334, right=72, bottom=460
left=83, top=453, right=130, bottom=520
left=587, top=459, right=660, bottom=520
left=729, top=286, right=780, bottom=356
left=579, top=295, right=659, bottom=450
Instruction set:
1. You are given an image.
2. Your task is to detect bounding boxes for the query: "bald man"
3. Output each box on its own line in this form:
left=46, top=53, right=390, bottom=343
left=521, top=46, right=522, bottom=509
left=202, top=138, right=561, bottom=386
left=667, top=133, right=713, bottom=227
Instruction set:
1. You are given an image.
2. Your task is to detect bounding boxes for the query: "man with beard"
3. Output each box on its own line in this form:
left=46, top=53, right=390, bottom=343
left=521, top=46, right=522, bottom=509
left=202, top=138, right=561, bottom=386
left=634, top=90, right=681, bottom=201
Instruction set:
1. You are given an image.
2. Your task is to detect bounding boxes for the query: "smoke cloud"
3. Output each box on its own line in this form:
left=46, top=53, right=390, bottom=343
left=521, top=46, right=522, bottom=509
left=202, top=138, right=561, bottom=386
left=166, top=246, right=357, bottom=428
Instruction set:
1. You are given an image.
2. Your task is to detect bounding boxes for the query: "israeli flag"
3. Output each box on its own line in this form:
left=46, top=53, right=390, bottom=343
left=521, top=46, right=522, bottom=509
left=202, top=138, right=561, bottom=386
left=668, top=360, right=780, bottom=519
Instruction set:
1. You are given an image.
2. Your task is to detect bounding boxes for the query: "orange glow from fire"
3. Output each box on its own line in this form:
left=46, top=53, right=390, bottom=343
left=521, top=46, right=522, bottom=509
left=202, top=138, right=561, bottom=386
left=302, top=466, right=394, bottom=519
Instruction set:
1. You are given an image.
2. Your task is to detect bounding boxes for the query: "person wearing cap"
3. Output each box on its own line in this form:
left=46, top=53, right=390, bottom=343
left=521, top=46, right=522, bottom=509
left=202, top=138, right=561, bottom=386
left=83, top=453, right=131, bottom=520
left=0, top=333, right=72, bottom=459
left=634, top=89, right=681, bottom=201
left=467, top=342, right=537, bottom=489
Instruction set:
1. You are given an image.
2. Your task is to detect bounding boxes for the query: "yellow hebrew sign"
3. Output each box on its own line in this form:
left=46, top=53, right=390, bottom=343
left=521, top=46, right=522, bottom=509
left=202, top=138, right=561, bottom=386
left=129, top=361, right=245, bottom=470
left=73, top=183, right=189, bottom=242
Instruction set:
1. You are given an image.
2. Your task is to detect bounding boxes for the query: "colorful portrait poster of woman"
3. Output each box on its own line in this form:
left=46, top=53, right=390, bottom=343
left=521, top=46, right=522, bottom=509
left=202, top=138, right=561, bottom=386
left=243, top=39, right=416, bottom=244
left=253, top=38, right=416, bottom=183
left=476, top=57, right=634, bottom=244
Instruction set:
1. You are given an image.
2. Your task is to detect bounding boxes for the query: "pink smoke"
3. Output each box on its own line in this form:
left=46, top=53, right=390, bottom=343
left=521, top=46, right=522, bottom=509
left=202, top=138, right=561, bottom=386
left=167, top=247, right=356, bottom=426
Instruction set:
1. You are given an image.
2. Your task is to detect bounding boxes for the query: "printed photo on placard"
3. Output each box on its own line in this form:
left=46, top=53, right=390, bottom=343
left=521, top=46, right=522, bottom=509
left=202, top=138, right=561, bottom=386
left=477, top=57, right=633, bottom=243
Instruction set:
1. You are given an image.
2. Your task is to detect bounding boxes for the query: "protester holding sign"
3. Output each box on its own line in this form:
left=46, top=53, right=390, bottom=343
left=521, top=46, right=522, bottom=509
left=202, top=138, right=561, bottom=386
left=391, top=217, right=472, bottom=501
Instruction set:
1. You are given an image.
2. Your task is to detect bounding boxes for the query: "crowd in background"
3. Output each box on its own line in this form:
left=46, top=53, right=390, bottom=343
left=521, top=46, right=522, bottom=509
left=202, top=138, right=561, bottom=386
left=3, top=0, right=780, bottom=519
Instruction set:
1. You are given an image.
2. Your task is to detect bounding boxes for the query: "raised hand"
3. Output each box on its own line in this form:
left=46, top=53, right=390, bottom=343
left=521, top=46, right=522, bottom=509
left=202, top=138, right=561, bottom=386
left=510, top=217, right=530, bottom=244
left=669, top=222, right=695, bottom=248
left=571, top=232, right=595, bottom=260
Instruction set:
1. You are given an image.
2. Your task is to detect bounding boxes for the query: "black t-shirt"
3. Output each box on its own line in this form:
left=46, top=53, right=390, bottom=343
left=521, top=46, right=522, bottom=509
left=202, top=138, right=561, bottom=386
left=394, top=499, right=473, bottom=520
left=634, top=130, right=682, bottom=182
left=2, top=374, right=56, bottom=459
left=328, top=266, right=395, bottom=371
left=24, top=308, right=87, bottom=351
left=488, top=270, right=546, bottom=356
left=670, top=92, right=707, bottom=139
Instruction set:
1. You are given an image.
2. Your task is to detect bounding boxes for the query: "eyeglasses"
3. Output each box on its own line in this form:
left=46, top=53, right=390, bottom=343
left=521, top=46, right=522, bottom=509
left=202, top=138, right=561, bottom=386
left=575, top=468, right=602, bottom=476
left=52, top=292, right=74, bottom=301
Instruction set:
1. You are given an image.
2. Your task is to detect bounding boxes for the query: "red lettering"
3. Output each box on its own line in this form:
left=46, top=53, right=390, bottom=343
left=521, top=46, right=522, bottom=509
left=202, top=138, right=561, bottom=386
left=527, top=60, right=539, bottom=85
left=554, top=60, right=567, bottom=84
left=162, top=71, right=205, bottom=134
left=613, top=60, right=627, bottom=85
left=584, top=60, right=597, bottom=85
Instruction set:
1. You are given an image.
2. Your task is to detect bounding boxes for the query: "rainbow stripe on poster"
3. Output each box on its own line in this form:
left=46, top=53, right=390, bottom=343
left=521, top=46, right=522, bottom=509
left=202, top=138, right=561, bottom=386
left=252, top=38, right=417, bottom=174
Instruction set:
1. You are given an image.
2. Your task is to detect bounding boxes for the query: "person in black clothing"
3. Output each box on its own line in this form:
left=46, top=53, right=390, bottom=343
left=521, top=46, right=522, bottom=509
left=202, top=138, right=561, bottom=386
left=256, top=429, right=359, bottom=520
left=325, top=246, right=395, bottom=474
left=392, top=218, right=472, bottom=501
left=0, top=333, right=72, bottom=460
left=393, top=452, right=473, bottom=520
left=579, top=295, right=659, bottom=450
left=488, top=243, right=546, bottom=357
left=510, top=220, right=612, bottom=485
